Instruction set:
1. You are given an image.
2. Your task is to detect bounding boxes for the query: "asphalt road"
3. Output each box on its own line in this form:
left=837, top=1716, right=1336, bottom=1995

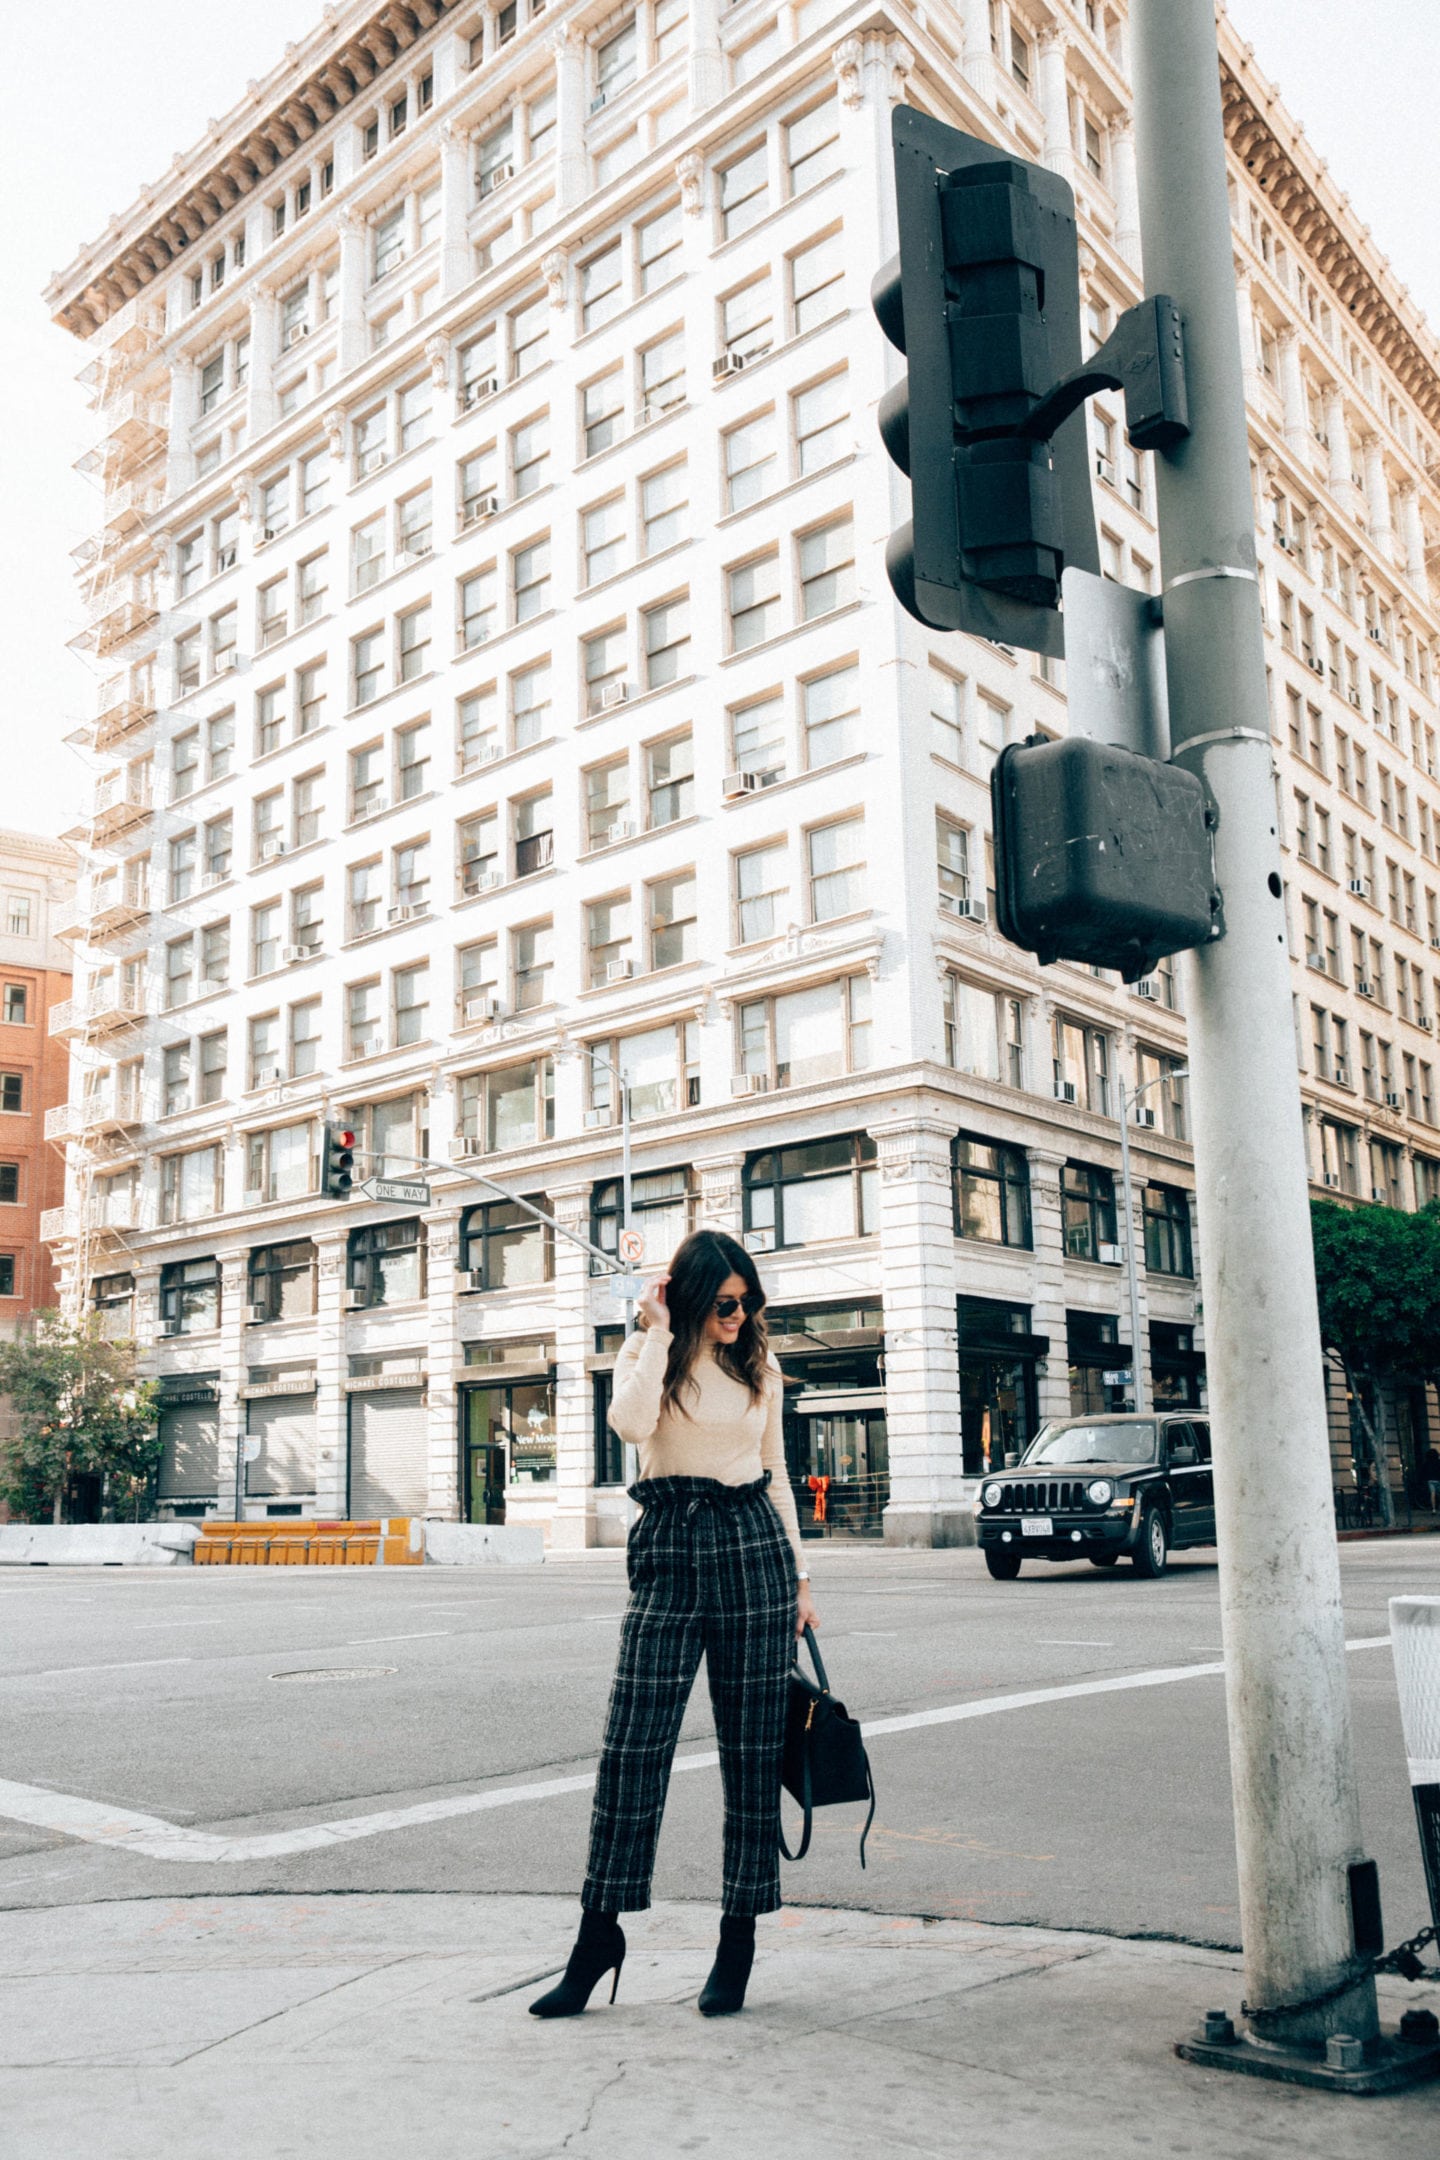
left=1, top=1540, right=1435, bottom=1951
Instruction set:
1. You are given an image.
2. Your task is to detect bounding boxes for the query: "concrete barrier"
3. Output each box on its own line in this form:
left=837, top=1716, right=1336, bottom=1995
left=422, top=1522, right=545, bottom=1566
left=0, top=1522, right=201, bottom=1567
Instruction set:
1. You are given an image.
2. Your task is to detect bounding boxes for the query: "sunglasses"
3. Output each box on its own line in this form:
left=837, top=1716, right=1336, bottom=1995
left=712, top=1294, right=765, bottom=1320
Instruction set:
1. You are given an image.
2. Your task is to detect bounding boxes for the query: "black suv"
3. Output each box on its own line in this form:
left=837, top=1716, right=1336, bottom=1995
left=974, top=1412, right=1213, bottom=1580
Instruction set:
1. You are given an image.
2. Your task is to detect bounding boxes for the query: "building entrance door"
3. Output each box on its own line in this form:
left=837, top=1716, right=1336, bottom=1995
left=462, top=1390, right=508, bottom=1525
left=958, top=1355, right=1033, bottom=1474
left=787, top=1404, right=889, bottom=1537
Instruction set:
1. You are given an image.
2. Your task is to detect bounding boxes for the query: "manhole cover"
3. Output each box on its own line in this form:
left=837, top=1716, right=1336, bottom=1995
left=268, top=1665, right=398, bottom=1684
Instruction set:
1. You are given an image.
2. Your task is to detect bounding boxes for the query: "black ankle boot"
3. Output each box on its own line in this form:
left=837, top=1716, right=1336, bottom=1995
left=698, top=1914, right=755, bottom=2017
left=529, top=1910, right=626, bottom=2018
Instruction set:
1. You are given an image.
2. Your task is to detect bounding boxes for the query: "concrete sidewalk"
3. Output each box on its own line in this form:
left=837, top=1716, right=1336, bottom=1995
left=2, top=1894, right=1436, bottom=2158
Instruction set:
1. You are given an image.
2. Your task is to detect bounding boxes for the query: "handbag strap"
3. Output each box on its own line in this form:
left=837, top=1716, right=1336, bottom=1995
left=797, top=1622, right=831, bottom=1696
left=858, top=1758, right=877, bottom=1871
left=777, top=1737, right=813, bottom=1863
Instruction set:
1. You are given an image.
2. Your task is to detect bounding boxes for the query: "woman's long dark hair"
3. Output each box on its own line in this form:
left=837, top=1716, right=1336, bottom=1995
left=655, top=1228, right=770, bottom=1419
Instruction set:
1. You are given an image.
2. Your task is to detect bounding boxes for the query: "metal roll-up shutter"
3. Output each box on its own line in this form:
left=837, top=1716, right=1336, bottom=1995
left=348, top=1388, right=427, bottom=1518
left=159, top=1404, right=220, bottom=1500
left=247, top=1396, right=317, bottom=1497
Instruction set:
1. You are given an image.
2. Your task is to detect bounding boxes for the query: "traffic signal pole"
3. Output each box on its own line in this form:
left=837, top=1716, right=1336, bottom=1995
left=1130, top=0, right=1389, bottom=2077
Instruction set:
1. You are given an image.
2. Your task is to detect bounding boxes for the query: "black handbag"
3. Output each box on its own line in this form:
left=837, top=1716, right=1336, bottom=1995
left=778, top=1625, right=877, bottom=1867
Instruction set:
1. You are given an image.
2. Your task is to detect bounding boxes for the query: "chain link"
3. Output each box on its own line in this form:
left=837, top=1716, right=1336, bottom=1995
left=1241, top=1925, right=1440, bottom=2025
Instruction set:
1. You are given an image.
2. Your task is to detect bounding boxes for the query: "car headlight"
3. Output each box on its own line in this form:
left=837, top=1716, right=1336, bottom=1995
left=981, top=1481, right=1004, bottom=1509
left=1086, top=1479, right=1114, bottom=1507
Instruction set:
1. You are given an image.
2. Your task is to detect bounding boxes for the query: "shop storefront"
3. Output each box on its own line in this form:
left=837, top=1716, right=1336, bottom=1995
left=1066, top=1311, right=1133, bottom=1415
left=1149, top=1321, right=1207, bottom=1408
left=155, top=1374, right=221, bottom=1516
left=460, top=1339, right=556, bottom=1524
left=769, top=1303, right=888, bottom=1539
left=346, top=1373, right=428, bottom=1519
left=242, top=1370, right=318, bottom=1514
left=956, top=1299, right=1046, bottom=1475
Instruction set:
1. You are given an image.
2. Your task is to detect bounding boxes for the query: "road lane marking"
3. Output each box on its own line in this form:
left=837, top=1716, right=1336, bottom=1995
left=29, top=1657, right=193, bottom=1679
left=0, top=1637, right=1391, bottom=1866
left=1037, top=1639, right=1114, bottom=1648
left=346, top=1631, right=452, bottom=1645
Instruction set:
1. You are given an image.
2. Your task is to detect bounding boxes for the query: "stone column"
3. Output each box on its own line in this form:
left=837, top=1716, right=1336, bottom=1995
left=218, top=1254, right=250, bottom=1516
left=1277, top=327, right=1308, bottom=458
left=1110, top=119, right=1141, bottom=272
left=1119, top=1143, right=1153, bottom=1409
left=166, top=358, right=199, bottom=499
left=552, top=26, right=589, bottom=212
left=548, top=1183, right=596, bottom=1550
left=1325, top=387, right=1356, bottom=511
left=335, top=208, right=368, bottom=376
left=1037, top=31, right=1075, bottom=186
left=438, top=120, right=473, bottom=298
left=1234, top=265, right=1261, bottom=403
left=1398, top=483, right=1429, bottom=596
left=246, top=287, right=278, bottom=442
left=1362, top=435, right=1394, bottom=559
left=425, top=1207, right=463, bottom=1520
left=871, top=1117, right=966, bottom=1548
left=688, top=0, right=724, bottom=113
left=313, top=1231, right=350, bottom=1516
left=958, top=0, right=1000, bottom=106
left=1027, top=1148, right=1073, bottom=1427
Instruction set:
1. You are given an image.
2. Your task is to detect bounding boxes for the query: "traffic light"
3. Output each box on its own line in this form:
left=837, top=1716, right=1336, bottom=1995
left=321, top=1124, right=356, bottom=1199
left=872, top=106, right=1098, bottom=656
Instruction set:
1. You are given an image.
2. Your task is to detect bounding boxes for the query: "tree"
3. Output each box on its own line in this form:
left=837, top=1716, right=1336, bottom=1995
left=0, top=1311, right=162, bottom=1524
left=1309, top=1200, right=1440, bottom=1526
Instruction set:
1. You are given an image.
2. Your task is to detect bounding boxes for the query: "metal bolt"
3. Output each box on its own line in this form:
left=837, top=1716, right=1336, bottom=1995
left=1399, top=2006, right=1440, bottom=2045
left=1325, top=2032, right=1364, bottom=2072
left=1202, top=2009, right=1236, bottom=2045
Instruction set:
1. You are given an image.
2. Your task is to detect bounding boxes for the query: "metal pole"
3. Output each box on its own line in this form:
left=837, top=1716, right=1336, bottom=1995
left=619, top=1071, right=635, bottom=1341
left=1131, top=0, right=1379, bottom=2058
left=1117, top=1077, right=1145, bottom=1413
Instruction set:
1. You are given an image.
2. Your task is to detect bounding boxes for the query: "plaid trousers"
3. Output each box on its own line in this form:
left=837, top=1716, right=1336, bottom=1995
left=582, top=1474, right=797, bottom=1918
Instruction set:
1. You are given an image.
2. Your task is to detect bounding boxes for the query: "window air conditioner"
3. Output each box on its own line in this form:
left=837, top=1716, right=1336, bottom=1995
left=488, top=161, right=515, bottom=189
left=1372, top=1185, right=1388, bottom=1202
left=345, top=1287, right=367, bottom=1310
left=1307, top=655, right=1325, bottom=676
left=162, top=1318, right=183, bottom=1337
left=605, top=821, right=635, bottom=843
left=259, top=838, right=287, bottom=862
left=1136, top=1106, right=1157, bottom=1128
left=743, top=1226, right=775, bottom=1254
left=1356, top=978, right=1374, bottom=997
left=1273, top=528, right=1292, bottom=552
left=283, top=322, right=310, bottom=349
left=600, top=681, right=629, bottom=709
left=1333, top=1063, right=1350, bottom=1085
left=1305, top=952, right=1327, bottom=972
left=215, top=650, right=240, bottom=674
left=1384, top=1090, right=1404, bottom=1110
left=584, top=1107, right=611, bottom=1128
left=460, top=1269, right=486, bottom=1291
left=252, top=1064, right=282, bottom=1087
left=353, top=799, right=387, bottom=823
left=472, top=868, right=504, bottom=893
left=713, top=351, right=747, bottom=380
left=1097, top=1242, right=1123, bottom=1266
left=1094, top=455, right=1116, bottom=486
left=723, top=771, right=761, bottom=797
left=387, top=904, right=423, bottom=924
left=247, top=1303, right=268, bottom=1324
left=1136, top=976, right=1160, bottom=1000
left=200, top=871, right=226, bottom=890
left=460, top=376, right=498, bottom=410
left=450, top=1133, right=475, bottom=1160
left=1323, top=1171, right=1341, bottom=1187
left=731, top=1073, right=768, bottom=1096
left=956, top=897, right=988, bottom=923
left=1348, top=877, right=1370, bottom=898
left=281, top=944, right=314, bottom=965
left=589, top=91, right=607, bottom=113
left=463, top=494, right=500, bottom=525
left=1058, top=1081, right=1078, bottom=1103
left=1419, top=1014, right=1434, bottom=1031
left=604, top=958, right=634, bottom=982
left=461, top=993, right=500, bottom=1023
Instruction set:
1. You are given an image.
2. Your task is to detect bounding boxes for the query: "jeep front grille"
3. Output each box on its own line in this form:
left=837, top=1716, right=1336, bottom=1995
left=1002, top=1479, right=1088, bottom=1513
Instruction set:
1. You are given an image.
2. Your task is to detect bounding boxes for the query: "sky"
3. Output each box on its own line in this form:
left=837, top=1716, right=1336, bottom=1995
left=3, top=1, right=1437, bottom=845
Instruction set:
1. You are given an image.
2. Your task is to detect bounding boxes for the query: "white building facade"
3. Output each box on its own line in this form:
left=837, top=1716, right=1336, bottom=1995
left=44, top=1, right=1440, bottom=1542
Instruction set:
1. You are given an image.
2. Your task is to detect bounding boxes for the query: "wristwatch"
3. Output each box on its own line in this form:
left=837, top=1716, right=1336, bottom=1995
left=796, top=1569, right=811, bottom=1582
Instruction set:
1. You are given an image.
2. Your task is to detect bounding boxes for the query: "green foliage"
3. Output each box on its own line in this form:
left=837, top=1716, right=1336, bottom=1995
left=1310, top=1199, right=1440, bottom=1376
left=0, top=1310, right=162, bottom=1523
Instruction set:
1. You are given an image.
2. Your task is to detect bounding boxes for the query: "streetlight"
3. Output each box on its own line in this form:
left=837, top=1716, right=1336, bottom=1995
left=1116, top=1064, right=1188, bottom=1413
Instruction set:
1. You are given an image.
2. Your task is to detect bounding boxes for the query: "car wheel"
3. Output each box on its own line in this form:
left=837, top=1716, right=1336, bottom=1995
left=985, top=1549, right=1023, bottom=1581
left=1132, top=1508, right=1169, bottom=1578
left=1089, top=1555, right=1119, bottom=1568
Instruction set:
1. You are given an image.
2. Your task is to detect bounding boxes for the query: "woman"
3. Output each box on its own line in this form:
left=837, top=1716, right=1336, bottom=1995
left=530, top=1227, right=818, bottom=2020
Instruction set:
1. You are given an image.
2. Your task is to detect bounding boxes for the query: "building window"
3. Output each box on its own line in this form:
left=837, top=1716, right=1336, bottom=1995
left=159, top=1256, right=220, bottom=1335
left=353, top=630, right=385, bottom=707
left=798, top=516, right=855, bottom=619
left=791, top=230, right=844, bottom=336
left=586, top=895, right=632, bottom=986
left=643, top=598, right=689, bottom=690
left=160, top=1147, right=223, bottom=1225
left=943, top=976, right=1024, bottom=1088
left=744, top=1134, right=878, bottom=1251
left=803, top=665, right=858, bottom=769
left=5, top=895, right=33, bottom=938
left=394, top=963, right=429, bottom=1046
left=728, top=551, right=781, bottom=651
left=245, top=1120, right=315, bottom=1203
left=460, top=567, right=498, bottom=650
left=724, top=411, right=778, bottom=512
left=455, top=1057, right=556, bottom=1151
left=719, top=142, right=769, bottom=241
left=808, top=815, right=866, bottom=922
left=953, top=1135, right=1032, bottom=1247
left=248, top=1239, right=316, bottom=1322
left=646, top=735, right=693, bottom=828
left=585, top=760, right=630, bottom=851
left=731, top=694, right=785, bottom=785
left=1143, top=1185, right=1193, bottom=1276
left=1, top=984, right=27, bottom=1026
left=589, top=1023, right=699, bottom=1121
left=0, top=1163, right=17, bottom=1204
left=786, top=96, right=841, bottom=195
left=582, top=496, right=626, bottom=586
left=1053, top=1014, right=1111, bottom=1113
left=738, top=975, right=871, bottom=1090
left=1061, top=1162, right=1119, bottom=1262
left=794, top=370, right=849, bottom=475
left=512, top=537, right=550, bottom=621
left=591, top=1168, right=693, bottom=1270
left=511, top=919, right=553, bottom=1008
left=514, top=793, right=553, bottom=879
left=461, top=1196, right=552, bottom=1289
left=1134, top=1048, right=1188, bottom=1140
left=347, top=978, right=382, bottom=1057
left=348, top=1218, right=425, bottom=1308
left=649, top=871, right=697, bottom=969
left=458, top=813, right=500, bottom=896
left=0, top=1073, right=21, bottom=1114
left=288, top=1000, right=321, bottom=1078
left=735, top=841, right=788, bottom=944
left=91, top=1272, right=135, bottom=1337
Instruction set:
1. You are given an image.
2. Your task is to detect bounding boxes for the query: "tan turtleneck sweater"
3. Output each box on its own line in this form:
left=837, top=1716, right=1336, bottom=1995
left=607, top=1326, right=805, bottom=1563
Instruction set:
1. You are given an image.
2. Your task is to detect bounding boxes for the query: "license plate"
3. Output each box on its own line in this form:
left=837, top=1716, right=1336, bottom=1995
left=1022, top=1516, right=1054, bottom=1537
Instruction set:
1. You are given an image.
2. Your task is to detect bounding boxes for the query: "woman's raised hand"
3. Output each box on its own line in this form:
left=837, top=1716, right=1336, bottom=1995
left=637, top=1275, right=671, bottom=1331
